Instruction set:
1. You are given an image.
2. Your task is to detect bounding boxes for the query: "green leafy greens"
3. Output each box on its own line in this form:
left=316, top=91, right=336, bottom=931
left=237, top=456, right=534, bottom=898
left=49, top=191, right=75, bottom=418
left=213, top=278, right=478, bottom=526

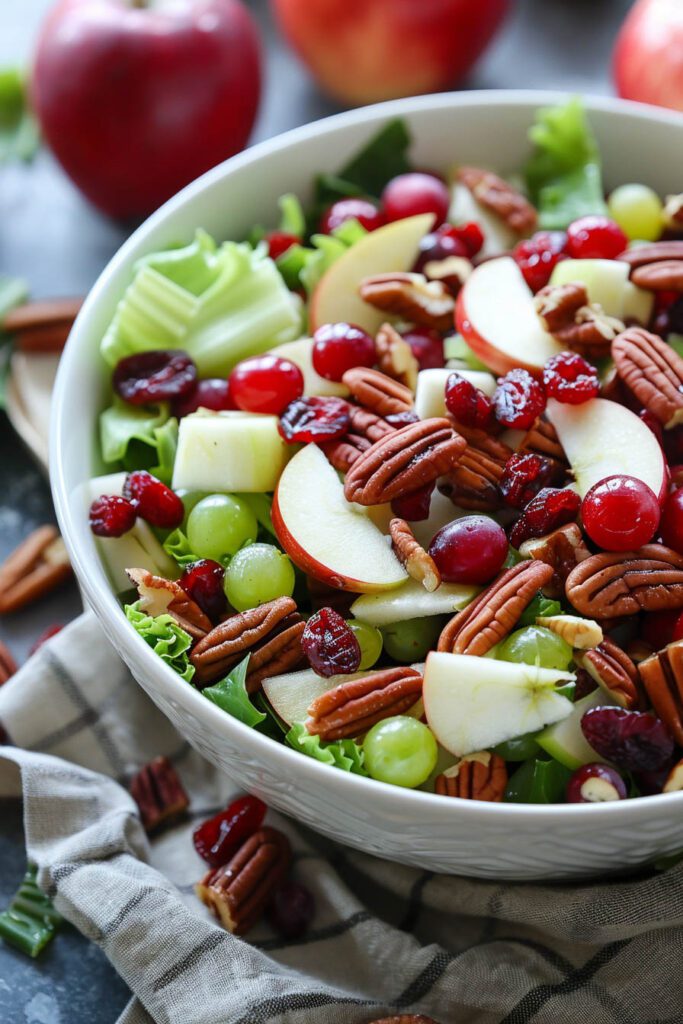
left=519, top=594, right=563, bottom=626
left=505, top=757, right=572, bottom=804
left=99, top=397, right=179, bottom=483
left=125, top=602, right=195, bottom=682
left=203, top=655, right=266, bottom=728
left=314, top=118, right=412, bottom=207
left=0, top=68, right=40, bottom=164
left=286, top=722, right=368, bottom=776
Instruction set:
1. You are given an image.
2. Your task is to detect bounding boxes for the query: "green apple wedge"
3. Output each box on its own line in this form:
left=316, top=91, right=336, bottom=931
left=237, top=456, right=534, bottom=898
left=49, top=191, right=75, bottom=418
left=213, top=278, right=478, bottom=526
left=536, top=690, right=617, bottom=770
left=269, top=336, right=349, bottom=398
left=423, top=652, right=574, bottom=757
left=309, top=213, right=435, bottom=333
left=414, top=367, right=496, bottom=420
left=549, top=258, right=653, bottom=324
left=350, top=576, right=477, bottom=627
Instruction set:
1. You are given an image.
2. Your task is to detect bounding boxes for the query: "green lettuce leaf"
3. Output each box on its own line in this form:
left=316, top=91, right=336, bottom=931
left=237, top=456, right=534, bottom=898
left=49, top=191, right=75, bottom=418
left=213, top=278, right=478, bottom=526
left=148, top=416, right=178, bottom=485
left=0, top=68, right=40, bottom=164
left=314, top=118, right=412, bottom=205
left=99, top=396, right=173, bottom=470
left=276, top=219, right=367, bottom=293
left=202, top=655, right=266, bottom=728
left=286, top=722, right=368, bottom=776
left=163, top=528, right=202, bottom=569
left=519, top=594, right=563, bottom=626
left=504, top=757, right=572, bottom=804
left=125, top=602, right=194, bottom=682
left=136, top=229, right=220, bottom=297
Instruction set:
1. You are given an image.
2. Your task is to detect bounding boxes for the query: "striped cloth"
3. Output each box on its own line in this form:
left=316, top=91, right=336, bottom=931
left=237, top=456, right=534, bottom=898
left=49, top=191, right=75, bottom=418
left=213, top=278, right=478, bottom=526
left=1, top=614, right=682, bottom=1024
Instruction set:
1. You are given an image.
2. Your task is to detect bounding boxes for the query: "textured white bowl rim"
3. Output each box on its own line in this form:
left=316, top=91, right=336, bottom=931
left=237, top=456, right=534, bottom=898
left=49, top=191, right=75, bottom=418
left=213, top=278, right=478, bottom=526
left=51, top=90, right=683, bottom=830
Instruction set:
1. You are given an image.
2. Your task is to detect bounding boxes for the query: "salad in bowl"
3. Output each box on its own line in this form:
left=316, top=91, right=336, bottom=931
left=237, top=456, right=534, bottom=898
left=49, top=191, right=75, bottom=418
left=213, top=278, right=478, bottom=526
left=85, top=97, right=683, bottom=812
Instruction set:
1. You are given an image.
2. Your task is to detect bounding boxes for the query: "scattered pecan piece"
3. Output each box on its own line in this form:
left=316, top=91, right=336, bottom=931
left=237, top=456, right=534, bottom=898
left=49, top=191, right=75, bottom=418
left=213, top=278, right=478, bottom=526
left=359, top=272, right=454, bottom=332
left=435, top=751, right=507, bottom=801
left=0, top=641, right=17, bottom=686
left=191, top=597, right=305, bottom=690
left=342, top=366, right=414, bottom=418
left=347, top=403, right=396, bottom=442
left=535, top=283, right=623, bottom=356
left=375, top=322, right=419, bottom=391
left=320, top=433, right=372, bottom=473
left=565, top=545, right=683, bottom=619
left=368, top=1017, right=440, bottom=1024
left=519, top=523, right=591, bottom=600
left=518, top=417, right=568, bottom=470
left=458, top=166, right=537, bottom=234
left=126, top=568, right=211, bottom=639
left=305, top=666, right=423, bottom=741
left=440, top=445, right=507, bottom=511
left=639, top=641, right=683, bottom=746
left=0, top=526, right=72, bottom=614
left=196, top=826, right=291, bottom=936
left=663, top=194, right=683, bottom=231
left=663, top=758, right=683, bottom=793
left=575, top=638, right=643, bottom=710
left=438, top=560, right=554, bottom=656
left=344, top=418, right=466, bottom=506
left=536, top=614, right=603, bottom=650
left=423, top=255, right=472, bottom=296
left=129, top=756, right=190, bottom=834
left=534, top=282, right=588, bottom=332
left=631, top=260, right=683, bottom=292
left=4, top=297, right=83, bottom=352
left=612, top=327, right=683, bottom=428
left=389, top=519, right=441, bottom=592
left=617, top=241, right=683, bottom=267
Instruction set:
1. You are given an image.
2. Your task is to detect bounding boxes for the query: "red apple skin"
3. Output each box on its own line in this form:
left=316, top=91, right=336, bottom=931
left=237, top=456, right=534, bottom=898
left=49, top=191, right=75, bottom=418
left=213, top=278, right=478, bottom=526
left=613, top=0, right=683, bottom=112
left=455, top=289, right=545, bottom=380
left=271, top=0, right=510, bottom=106
left=32, top=0, right=261, bottom=220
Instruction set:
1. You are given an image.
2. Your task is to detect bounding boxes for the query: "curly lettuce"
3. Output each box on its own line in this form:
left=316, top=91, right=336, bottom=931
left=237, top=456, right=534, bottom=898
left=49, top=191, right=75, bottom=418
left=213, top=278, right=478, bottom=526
left=125, top=602, right=194, bottom=682
left=286, top=722, right=368, bottom=776
left=203, top=655, right=266, bottom=728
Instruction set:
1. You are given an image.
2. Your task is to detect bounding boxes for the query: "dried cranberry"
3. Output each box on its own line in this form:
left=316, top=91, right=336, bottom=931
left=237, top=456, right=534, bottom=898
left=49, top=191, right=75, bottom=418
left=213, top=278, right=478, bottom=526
left=508, top=487, right=580, bottom=549
left=390, top=482, right=435, bottom=522
left=312, top=322, right=375, bottom=382
left=566, top=763, right=627, bottom=803
left=500, top=453, right=556, bottom=509
left=278, top=396, right=351, bottom=444
left=566, top=216, right=628, bottom=260
left=124, top=470, right=184, bottom=530
left=512, top=231, right=568, bottom=292
left=179, top=560, right=227, bottom=622
left=319, top=198, right=384, bottom=234
left=445, top=372, right=494, bottom=429
left=89, top=494, right=137, bottom=537
left=267, top=880, right=316, bottom=940
left=400, top=327, right=444, bottom=370
left=29, top=624, right=63, bottom=655
left=113, top=350, right=197, bottom=405
left=493, top=369, right=546, bottom=430
left=543, top=352, right=599, bottom=405
left=171, top=378, right=236, bottom=418
left=265, top=231, right=301, bottom=260
left=385, top=410, right=419, bottom=428
left=581, top=706, right=674, bottom=772
left=193, top=795, right=267, bottom=868
left=301, top=607, right=361, bottom=678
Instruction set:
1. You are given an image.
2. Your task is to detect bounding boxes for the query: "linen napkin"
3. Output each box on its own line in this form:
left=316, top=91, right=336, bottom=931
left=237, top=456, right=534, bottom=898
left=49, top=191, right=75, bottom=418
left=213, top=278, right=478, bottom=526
left=1, top=614, right=683, bottom=1024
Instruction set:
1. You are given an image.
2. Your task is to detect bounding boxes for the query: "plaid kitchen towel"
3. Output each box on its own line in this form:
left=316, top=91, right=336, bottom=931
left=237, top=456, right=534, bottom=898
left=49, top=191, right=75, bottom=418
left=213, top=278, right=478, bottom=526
left=1, top=614, right=683, bottom=1024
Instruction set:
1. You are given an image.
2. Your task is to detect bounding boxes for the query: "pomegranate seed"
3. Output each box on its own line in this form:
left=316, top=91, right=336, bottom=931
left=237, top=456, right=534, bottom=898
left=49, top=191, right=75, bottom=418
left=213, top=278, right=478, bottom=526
left=89, top=494, right=136, bottom=537
left=171, top=378, right=236, bottom=418
left=660, top=488, right=683, bottom=554
left=500, top=452, right=556, bottom=509
left=445, top=372, right=494, bottom=429
left=311, top=322, right=375, bottom=382
left=279, top=396, right=350, bottom=444
left=581, top=706, right=674, bottom=772
left=566, top=763, right=627, bottom=803
left=543, top=352, right=599, bottom=405
left=581, top=475, right=660, bottom=552
left=512, top=231, right=568, bottom=292
left=493, top=369, right=546, bottom=430
left=193, top=795, right=267, bottom=868
left=400, top=327, right=444, bottom=370
left=509, top=487, right=580, bottom=549
left=413, top=223, right=479, bottom=272
left=638, top=408, right=664, bottom=445
left=229, top=356, right=304, bottom=416
left=29, top=624, right=63, bottom=655
left=302, top=607, right=361, bottom=677
left=124, top=470, right=184, bottom=530
left=642, top=609, right=682, bottom=649
left=381, top=172, right=450, bottom=226
left=179, top=559, right=227, bottom=622
left=319, top=198, right=384, bottom=234
left=113, top=350, right=197, bottom=405
left=390, top=482, right=435, bottom=522
left=267, top=880, right=316, bottom=940
left=429, top=515, right=508, bottom=584
left=566, top=216, right=628, bottom=260
left=265, top=231, right=301, bottom=260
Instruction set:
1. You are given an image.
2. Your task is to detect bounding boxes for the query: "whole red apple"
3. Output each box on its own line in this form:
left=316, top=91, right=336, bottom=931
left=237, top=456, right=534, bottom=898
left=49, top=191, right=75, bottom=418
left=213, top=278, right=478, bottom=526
left=32, top=0, right=261, bottom=220
left=271, top=0, right=510, bottom=106
left=613, top=0, right=683, bottom=112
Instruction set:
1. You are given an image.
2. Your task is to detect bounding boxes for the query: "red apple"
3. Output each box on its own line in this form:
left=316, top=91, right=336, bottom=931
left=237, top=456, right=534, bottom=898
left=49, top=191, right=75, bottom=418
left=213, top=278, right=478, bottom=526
left=32, top=0, right=261, bottom=220
left=270, top=0, right=510, bottom=106
left=613, top=0, right=683, bottom=112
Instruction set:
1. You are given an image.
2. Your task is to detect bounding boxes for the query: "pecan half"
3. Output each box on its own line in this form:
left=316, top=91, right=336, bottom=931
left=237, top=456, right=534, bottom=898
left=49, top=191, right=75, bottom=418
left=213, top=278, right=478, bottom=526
left=639, top=641, right=683, bottom=746
left=390, top=519, right=441, bottom=592
left=196, top=826, right=291, bottom=936
left=305, top=666, right=423, bottom=740
left=359, top=272, right=454, bottom=331
left=5, top=297, right=83, bottom=353
left=347, top=403, right=396, bottom=442
left=534, top=283, right=623, bottom=356
left=438, top=560, right=554, bottom=656
left=663, top=194, right=683, bottom=231
left=129, top=756, right=190, bottom=834
left=439, top=444, right=507, bottom=511
left=617, top=241, right=683, bottom=267
left=536, top=614, right=603, bottom=650
left=320, top=433, right=372, bottom=473
left=518, top=416, right=568, bottom=470
left=519, top=522, right=591, bottom=599
left=375, top=322, right=419, bottom=391
left=458, top=166, right=537, bottom=234
left=343, top=418, right=466, bottom=506
left=663, top=758, right=683, bottom=793
left=612, top=327, right=683, bottom=428
left=565, top=545, right=683, bottom=619
left=191, top=597, right=305, bottom=690
left=631, top=260, right=683, bottom=292
left=342, top=366, right=413, bottom=418
left=0, top=526, right=72, bottom=614
left=126, top=568, right=211, bottom=639
left=435, top=751, right=507, bottom=801
left=575, top=638, right=643, bottom=710
left=0, top=641, right=17, bottom=686
left=423, top=254, right=472, bottom=296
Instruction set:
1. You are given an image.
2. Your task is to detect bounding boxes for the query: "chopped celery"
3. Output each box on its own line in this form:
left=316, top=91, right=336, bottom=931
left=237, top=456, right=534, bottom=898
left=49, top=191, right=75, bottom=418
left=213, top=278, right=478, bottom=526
left=276, top=220, right=367, bottom=294
left=137, top=229, right=220, bottom=297
left=125, top=602, right=195, bottom=682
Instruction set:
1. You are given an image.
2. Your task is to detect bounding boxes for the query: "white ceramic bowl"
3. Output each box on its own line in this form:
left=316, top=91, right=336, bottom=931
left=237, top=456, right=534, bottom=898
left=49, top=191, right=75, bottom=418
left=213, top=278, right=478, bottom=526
left=51, top=91, right=683, bottom=880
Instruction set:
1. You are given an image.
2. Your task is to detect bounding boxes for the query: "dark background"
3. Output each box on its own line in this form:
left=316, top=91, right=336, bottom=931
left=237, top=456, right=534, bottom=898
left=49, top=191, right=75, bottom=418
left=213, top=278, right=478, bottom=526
left=0, top=0, right=633, bottom=1020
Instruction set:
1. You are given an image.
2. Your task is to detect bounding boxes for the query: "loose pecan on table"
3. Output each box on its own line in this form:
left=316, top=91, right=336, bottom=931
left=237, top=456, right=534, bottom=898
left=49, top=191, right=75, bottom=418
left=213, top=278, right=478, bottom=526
left=343, top=418, right=466, bottom=506
left=438, top=560, right=554, bottom=656
left=534, top=282, right=624, bottom=357
left=342, top=366, right=414, bottom=418
left=129, top=755, right=190, bottom=834
left=375, top=322, right=419, bottom=391
left=612, top=327, right=683, bottom=428
left=435, top=751, right=507, bottom=801
left=0, top=641, right=17, bottom=686
left=389, top=519, right=441, bottom=592
left=519, top=522, right=592, bottom=599
left=196, top=826, right=291, bottom=935
left=359, top=272, right=454, bottom=332
left=535, top=614, right=603, bottom=651
left=575, top=638, right=643, bottom=710
left=639, top=641, right=683, bottom=746
left=4, top=296, right=83, bottom=353
left=126, top=568, right=211, bottom=639
left=457, top=166, right=538, bottom=235
left=565, top=545, right=683, bottom=619
left=439, top=425, right=512, bottom=512
left=305, top=666, right=423, bottom=741
left=191, top=597, right=305, bottom=690
left=0, top=526, right=72, bottom=614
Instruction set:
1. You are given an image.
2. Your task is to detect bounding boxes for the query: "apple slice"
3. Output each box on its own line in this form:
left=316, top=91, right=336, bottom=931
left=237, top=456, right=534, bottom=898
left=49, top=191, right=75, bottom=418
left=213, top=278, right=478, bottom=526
left=269, top=336, right=349, bottom=398
left=414, top=367, right=496, bottom=420
left=262, top=667, right=368, bottom=727
left=536, top=690, right=617, bottom=770
left=456, top=257, right=564, bottom=377
left=448, top=182, right=518, bottom=258
left=549, top=258, right=653, bottom=324
left=423, top=651, right=574, bottom=756
left=350, top=576, right=477, bottom=627
left=272, top=443, right=407, bottom=593
left=309, top=213, right=434, bottom=333
left=545, top=396, right=667, bottom=500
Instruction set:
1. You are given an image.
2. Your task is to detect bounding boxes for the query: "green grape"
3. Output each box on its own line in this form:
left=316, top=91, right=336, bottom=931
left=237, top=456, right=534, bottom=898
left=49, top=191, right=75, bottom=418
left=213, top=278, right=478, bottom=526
left=176, top=489, right=209, bottom=524
left=224, top=543, right=295, bottom=611
left=381, top=616, right=442, bottom=663
left=493, top=733, right=541, bottom=761
left=363, top=716, right=437, bottom=788
left=497, top=626, right=572, bottom=671
left=186, top=494, right=257, bottom=561
left=348, top=620, right=383, bottom=670
left=607, top=183, right=663, bottom=242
